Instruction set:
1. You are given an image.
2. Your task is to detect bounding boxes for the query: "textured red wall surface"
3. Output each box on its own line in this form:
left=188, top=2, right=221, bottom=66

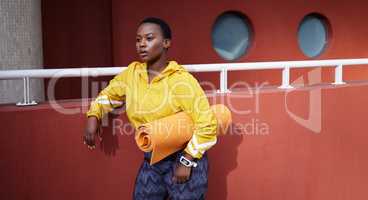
left=10, top=1, right=368, bottom=199
left=1, top=83, right=368, bottom=200
left=111, top=0, right=368, bottom=87
left=42, top=0, right=368, bottom=99
left=41, top=0, right=113, bottom=99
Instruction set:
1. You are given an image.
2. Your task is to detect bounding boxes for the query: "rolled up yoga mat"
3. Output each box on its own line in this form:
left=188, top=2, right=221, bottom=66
left=135, top=104, right=232, bottom=165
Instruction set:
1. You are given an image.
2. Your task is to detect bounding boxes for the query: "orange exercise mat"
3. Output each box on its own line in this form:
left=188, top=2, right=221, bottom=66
left=135, top=104, right=232, bottom=165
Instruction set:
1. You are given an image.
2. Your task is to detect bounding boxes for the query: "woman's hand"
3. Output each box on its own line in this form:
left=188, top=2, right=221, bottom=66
left=172, top=153, right=194, bottom=184
left=83, top=117, right=101, bottom=150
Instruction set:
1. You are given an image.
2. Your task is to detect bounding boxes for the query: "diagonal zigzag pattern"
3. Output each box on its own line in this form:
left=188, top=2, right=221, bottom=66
left=134, top=151, right=208, bottom=200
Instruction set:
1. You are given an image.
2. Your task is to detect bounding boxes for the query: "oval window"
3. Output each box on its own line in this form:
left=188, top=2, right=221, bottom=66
left=298, top=14, right=330, bottom=58
left=212, top=11, right=253, bottom=60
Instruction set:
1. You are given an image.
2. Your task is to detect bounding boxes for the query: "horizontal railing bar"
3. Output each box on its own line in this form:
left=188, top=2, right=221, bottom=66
left=1, top=58, right=368, bottom=80
left=0, top=67, right=125, bottom=80
left=186, top=58, right=368, bottom=72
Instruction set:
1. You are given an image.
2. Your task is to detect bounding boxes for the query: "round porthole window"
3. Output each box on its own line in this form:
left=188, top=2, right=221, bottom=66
left=212, top=11, right=253, bottom=61
left=298, top=13, right=330, bottom=58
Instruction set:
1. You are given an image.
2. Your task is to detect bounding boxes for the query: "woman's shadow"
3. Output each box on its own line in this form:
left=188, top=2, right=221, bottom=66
left=97, top=106, right=138, bottom=157
left=207, top=123, right=243, bottom=200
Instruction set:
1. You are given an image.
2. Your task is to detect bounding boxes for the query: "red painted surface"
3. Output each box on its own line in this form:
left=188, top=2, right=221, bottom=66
left=1, top=83, right=368, bottom=200
left=41, top=0, right=113, bottom=99
left=42, top=0, right=368, bottom=99
left=12, top=1, right=367, bottom=199
left=42, top=0, right=368, bottom=98
left=111, top=0, right=368, bottom=87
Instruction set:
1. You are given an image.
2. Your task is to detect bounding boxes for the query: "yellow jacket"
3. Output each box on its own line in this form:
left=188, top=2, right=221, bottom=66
left=87, top=61, right=218, bottom=159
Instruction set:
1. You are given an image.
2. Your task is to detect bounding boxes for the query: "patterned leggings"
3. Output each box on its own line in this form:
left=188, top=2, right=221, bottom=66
left=133, top=151, right=208, bottom=200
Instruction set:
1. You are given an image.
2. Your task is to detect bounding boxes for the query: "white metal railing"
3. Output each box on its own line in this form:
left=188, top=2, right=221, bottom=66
left=1, top=58, right=368, bottom=106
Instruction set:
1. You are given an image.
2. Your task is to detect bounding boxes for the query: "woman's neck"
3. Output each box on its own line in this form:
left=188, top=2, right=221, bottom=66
left=147, top=54, right=168, bottom=74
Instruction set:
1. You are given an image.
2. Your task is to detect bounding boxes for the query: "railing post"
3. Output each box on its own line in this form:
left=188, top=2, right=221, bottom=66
left=333, top=64, right=346, bottom=85
left=16, top=77, right=37, bottom=106
left=81, top=68, right=90, bottom=113
left=17, top=77, right=27, bottom=105
left=217, top=67, right=230, bottom=93
left=278, top=66, right=293, bottom=89
left=26, top=77, right=30, bottom=104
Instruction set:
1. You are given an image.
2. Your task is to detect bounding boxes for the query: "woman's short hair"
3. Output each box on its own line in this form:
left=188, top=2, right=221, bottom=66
left=140, top=17, right=172, bottom=39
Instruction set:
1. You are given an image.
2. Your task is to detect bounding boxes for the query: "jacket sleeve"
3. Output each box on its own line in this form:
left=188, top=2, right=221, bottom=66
left=174, top=73, right=218, bottom=159
left=86, top=68, right=129, bottom=120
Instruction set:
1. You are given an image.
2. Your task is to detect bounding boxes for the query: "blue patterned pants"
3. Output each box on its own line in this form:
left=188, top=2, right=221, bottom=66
left=133, top=151, right=208, bottom=200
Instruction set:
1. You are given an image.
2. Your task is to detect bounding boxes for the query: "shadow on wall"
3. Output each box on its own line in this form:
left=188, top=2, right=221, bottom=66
left=207, top=123, right=243, bottom=200
left=93, top=111, right=142, bottom=199
left=96, top=107, right=137, bottom=156
left=97, top=113, right=122, bottom=156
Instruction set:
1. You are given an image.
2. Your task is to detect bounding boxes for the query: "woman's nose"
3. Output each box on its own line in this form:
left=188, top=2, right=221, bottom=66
left=139, top=39, right=147, bottom=47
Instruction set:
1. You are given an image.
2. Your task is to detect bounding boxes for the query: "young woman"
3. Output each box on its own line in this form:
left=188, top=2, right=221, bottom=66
left=84, top=17, right=218, bottom=200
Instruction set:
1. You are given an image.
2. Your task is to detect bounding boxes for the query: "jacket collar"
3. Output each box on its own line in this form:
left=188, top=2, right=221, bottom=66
left=139, top=61, right=186, bottom=83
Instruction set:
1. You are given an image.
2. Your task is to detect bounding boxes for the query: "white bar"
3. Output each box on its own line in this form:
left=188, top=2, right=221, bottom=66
left=0, top=58, right=367, bottom=106
left=1, top=58, right=368, bottom=79
left=0, top=67, right=126, bottom=80
left=26, top=77, right=30, bottom=104
left=23, top=77, right=27, bottom=103
left=81, top=68, right=89, bottom=108
left=279, top=67, right=293, bottom=89
left=224, top=68, right=228, bottom=93
left=219, top=67, right=227, bottom=93
left=219, top=71, right=223, bottom=93
left=16, top=77, right=38, bottom=106
left=185, top=58, right=368, bottom=72
left=333, top=64, right=346, bottom=85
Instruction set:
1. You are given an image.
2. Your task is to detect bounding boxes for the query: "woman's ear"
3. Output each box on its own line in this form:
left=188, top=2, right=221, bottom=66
left=163, top=39, right=171, bottom=49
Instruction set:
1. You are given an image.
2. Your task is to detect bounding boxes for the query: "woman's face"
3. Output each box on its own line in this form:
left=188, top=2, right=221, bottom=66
left=136, top=23, right=170, bottom=63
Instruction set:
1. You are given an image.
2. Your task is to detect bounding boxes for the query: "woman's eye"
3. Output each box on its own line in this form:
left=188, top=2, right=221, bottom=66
left=147, top=37, right=153, bottom=41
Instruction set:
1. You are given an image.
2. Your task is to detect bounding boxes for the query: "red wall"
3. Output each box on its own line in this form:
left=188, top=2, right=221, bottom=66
left=111, top=0, right=368, bottom=86
left=28, top=2, right=368, bottom=198
left=41, top=0, right=113, bottom=99
left=1, top=83, right=367, bottom=199
left=42, top=0, right=368, bottom=97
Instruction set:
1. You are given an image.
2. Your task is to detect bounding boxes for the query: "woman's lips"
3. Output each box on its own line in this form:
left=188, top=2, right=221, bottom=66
left=139, top=52, right=148, bottom=58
